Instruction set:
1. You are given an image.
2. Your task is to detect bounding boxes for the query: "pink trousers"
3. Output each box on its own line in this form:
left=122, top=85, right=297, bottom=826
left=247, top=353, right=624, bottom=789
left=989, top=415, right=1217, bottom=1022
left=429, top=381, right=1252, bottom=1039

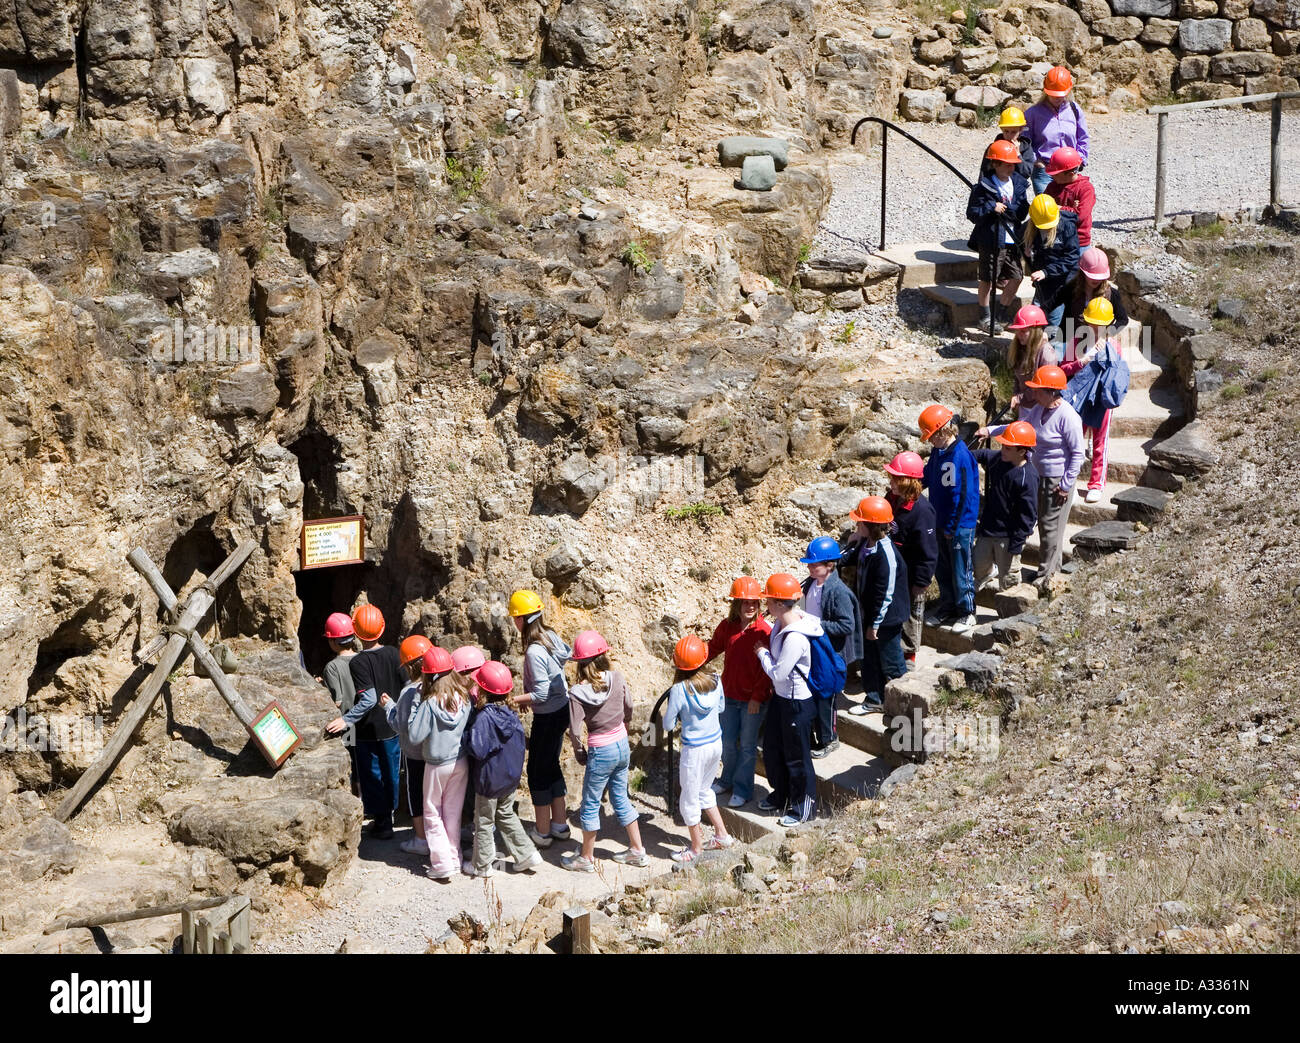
left=423, top=758, right=469, bottom=877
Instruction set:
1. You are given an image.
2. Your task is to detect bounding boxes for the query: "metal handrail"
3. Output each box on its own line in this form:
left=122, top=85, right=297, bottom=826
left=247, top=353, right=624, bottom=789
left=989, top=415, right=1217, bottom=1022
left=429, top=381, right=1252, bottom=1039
left=851, top=115, right=974, bottom=250
left=648, top=689, right=678, bottom=818
left=1144, top=91, right=1298, bottom=227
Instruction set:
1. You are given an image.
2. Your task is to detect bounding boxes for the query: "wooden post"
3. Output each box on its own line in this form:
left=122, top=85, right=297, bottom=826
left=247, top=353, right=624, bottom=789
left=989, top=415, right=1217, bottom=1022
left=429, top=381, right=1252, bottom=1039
left=1154, top=111, right=1168, bottom=229
left=228, top=896, right=251, bottom=954
left=1271, top=95, right=1283, bottom=210
left=181, top=909, right=195, bottom=954
left=563, top=906, right=592, bottom=954
left=45, top=896, right=228, bottom=934
left=188, top=631, right=257, bottom=729
left=195, top=914, right=213, bottom=955
left=54, top=540, right=257, bottom=822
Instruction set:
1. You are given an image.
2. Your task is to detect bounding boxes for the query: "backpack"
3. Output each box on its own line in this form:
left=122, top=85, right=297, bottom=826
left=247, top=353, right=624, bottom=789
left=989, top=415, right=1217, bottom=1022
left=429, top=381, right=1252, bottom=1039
left=1095, top=344, right=1129, bottom=410
left=795, top=630, right=848, bottom=701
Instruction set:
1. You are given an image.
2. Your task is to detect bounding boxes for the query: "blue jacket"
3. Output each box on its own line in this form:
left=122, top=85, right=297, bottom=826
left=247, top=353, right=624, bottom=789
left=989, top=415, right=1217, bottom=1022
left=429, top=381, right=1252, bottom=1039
left=1064, top=340, right=1129, bottom=429
left=1027, top=209, right=1081, bottom=312
left=966, top=170, right=1030, bottom=254
left=852, top=538, right=911, bottom=631
left=973, top=449, right=1039, bottom=556
left=923, top=439, right=981, bottom=533
left=800, top=571, right=862, bottom=668
left=467, top=702, right=526, bottom=799
left=887, top=492, right=938, bottom=590
left=662, top=675, right=723, bottom=747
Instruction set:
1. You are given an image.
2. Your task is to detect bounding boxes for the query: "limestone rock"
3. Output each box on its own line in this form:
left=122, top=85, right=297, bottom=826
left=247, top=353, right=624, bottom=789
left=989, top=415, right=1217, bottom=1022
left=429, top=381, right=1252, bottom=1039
left=718, top=136, right=790, bottom=171
left=1179, top=19, right=1234, bottom=53
left=1254, top=0, right=1300, bottom=29
left=738, top=154, right=777, bottom=191
left=1140, top=18, right=1181, bottom=45
left=935, top=651, right=1002, bottom=692
left=1024, top=2, right=1092, bottom=63
left=1094, top=15, right=1144, bottom=39
left=1111, top=0, right=1174, bottom=13
left=1070, top=520, right=1142, bottom=555
left=995, top=583, right=1041, bottom=617
left=953, top=84, right=1011, bottom=108
left=1235, top=17, right=1273, bottom=49
left=1114, top=486, right=1173, bottom=523
left=1148, top=421, right=1217, bottom=476
left=900, top=88, right=946, bottom=122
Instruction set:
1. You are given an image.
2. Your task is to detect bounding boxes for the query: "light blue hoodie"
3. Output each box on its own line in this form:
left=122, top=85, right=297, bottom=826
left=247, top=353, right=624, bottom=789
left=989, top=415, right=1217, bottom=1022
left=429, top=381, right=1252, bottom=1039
left=384, top=680, right=426, bottom=761
left=404, top=691, right=470, bottom=766
left=662, top=672, right=723, bottom=748
left=524, top=632, right=573, bottom=715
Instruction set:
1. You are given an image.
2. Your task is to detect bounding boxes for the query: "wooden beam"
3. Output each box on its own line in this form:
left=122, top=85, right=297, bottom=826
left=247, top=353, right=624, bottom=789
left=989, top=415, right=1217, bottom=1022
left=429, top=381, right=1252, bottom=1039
left=1272, top=96, right=1283, bottom=210
left=44, top=896, right=228, bottom=934
left=188, top=631, right=256, bottom=730
left=1154, top=112, right=1168, bottom=229
left=1147, top=90, right=1300, bottom=114
left=127, top=547, right=179, bottom=616
left=563, top=906, right=592, bottom=954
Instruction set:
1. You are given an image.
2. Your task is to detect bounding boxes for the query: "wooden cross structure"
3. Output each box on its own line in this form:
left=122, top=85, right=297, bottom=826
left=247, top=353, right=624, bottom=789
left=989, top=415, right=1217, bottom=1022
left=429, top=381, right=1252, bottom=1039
left=55, top=539, right=300, bottom=822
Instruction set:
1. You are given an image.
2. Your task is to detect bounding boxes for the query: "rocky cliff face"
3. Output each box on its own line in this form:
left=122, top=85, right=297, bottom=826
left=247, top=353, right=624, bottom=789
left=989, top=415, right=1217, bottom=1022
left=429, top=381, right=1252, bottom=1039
left=0, top=0, right=985, bottom=942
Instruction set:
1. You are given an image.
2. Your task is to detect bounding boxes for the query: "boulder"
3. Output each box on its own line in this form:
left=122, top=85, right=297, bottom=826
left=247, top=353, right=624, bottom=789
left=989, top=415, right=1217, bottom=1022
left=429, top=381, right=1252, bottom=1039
left=738, top=154, right=777, bottom=191
left=1179, top=55, right=1211, bottom=81
left=1094, top=15, right=1144, bottom=39
left=919, top=38, right=955, bottom=64
left=1179, top=19, right=1234, bottom=53
left=990, top=615, right=1040, bottom=646
left=1078, top=0, right=1113, bottom=20
left=953, top=84, right=1011, bottom=108
left=957, top=46, right=999, bottom=73
left=1148, top=421, right=1217, bottom=476
left=1024, top=2, right=1092, bottom=62
left=899, top=88, right=945, bottom=121
left=1111, top=0, right=1174, bottom=13
left=908, top=64, right=946, bottom=90
left=1114, top=485, right=1173, bottom=523
left=1070, top=520, right=1142, bottom=556
left=935, top=651, right=1002, bottom=692
left=540, top=452, right=612, bottom=515
left=1179, top=0, right=1221, bottom=13
left=787, top=482, right=863, bottom=527
left=183, top=58, right=230, bottom=117
left=1118, top=266, right=1164, bottom=297
left=877, top=762, right=917, bottom=799
left=1212, top=52, right=1280, bottom=77
left=718, top=136, right=790, bottom=171
left=995, top=583, right=1041, bottom=617
left=1235, top=17, right=1273, bottom=49
left=1254, top=0, right=1300, bottom=29
left=1140, top=18, right=1181, bottom=45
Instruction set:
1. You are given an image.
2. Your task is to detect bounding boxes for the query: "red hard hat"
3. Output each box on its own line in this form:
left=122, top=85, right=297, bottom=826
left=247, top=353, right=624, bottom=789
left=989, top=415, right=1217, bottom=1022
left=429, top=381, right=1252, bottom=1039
left=986, top=139, right=1021, bottom=165
left=324, top=612, right=355, bottom=640
left=672, top=634, right=709, bottom=671
left=729, top=576, right=764, bottom=600
left=399, top=634, right=433, bottom=667
left=352, top=604, right=385, bottom=642
left=995, top=420, right=1038, bottom=448
left=1045, top=146, right=1083, bottom=176
left=918, top=403, right=954, bottom=441
left=1025, top=364, right=1068, bottom=391
left=763, top=573, right=803, bottom=601
left=1007, top=304, right=1048, bottom=330
left=451, top=645, right=486, bottom=673
left=572, top=629, right=610, bottom=661
left=473, top=660, right=514, bottom=696
left=421, top=646, right=454, bottom=675
left=1044, top=66, right=1074, bottom=97
left=850, top=496, right=894, bottom=524
left=885, top=451, right=924, bottom=479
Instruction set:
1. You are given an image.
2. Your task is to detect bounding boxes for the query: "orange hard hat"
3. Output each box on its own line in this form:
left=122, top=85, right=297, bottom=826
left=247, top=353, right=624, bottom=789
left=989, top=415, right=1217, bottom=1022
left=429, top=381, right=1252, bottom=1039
left=672, top=634, right=709, bottom=671
left=1044, top=66, right=1074, bottom=97
left=399, top=634, right=433, bottom=667
left=918, top=403, right=954, bottom=440
left=763, top=573, right=803, bottom=601
left=729, top=576, right=764, bottom=600
left=1025, top=364, right=1068, bottom=391
left=849, top=496, right=894, bottom=524
left=995, top=420, right=1038, bottom=448
left=986, top=139, right=1021, bottom=165
left=352, top=603, right=385, bottom=642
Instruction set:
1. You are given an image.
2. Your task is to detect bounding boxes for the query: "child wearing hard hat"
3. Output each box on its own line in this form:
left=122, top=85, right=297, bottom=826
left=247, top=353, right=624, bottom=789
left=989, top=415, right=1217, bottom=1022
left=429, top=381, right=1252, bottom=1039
left=1006, top=305, right=1059, bottom=411
left=972, top=422, right=1040, bottom=591
left=331, top=604, right=403, bottom=840
left=799, top=536, right=862, bottom=759
left=562, top=630, right=647, bottom=872
left=1023, top=194, right=1082, bottom=337
left=320, top=612, right=361, bottom=794
left=381, top=635, right=433, bottom=856
left=843, top=499, right=911, bottom=716
left=979, top=106, right=1036, bottom=183
left=508, top=589, right=574, bottom=849
left=882, top=453, right=938, bottom=670
left=1025, top=66, right=1089, bottom=196
left=976, top=365, right=1085, bottom=591
left=1044, top=146, right=1096, bottom=248
left=1060, top=296, right=1126, bottom=503
left=919, top=404, right=981, bottom=633
left=706, top=577, right=774, bottom=808
left=1065, top=247, right=1128, bottom=344
left=755, top=574, right=825, bottom=826
left=463, top=661, right=544, bottom=878
left=968, top=138, right=1032, bottom=333
left=663, top=634, right=734, bottom=860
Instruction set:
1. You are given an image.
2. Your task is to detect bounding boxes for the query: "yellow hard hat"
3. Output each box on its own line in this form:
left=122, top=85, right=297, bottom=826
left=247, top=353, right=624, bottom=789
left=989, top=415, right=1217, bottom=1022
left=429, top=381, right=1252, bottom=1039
left=1082, top=297, right=1115, bottom=326
left=508, top=589, right=543, bottom=618
left=1029, top=194, right=1060, bottom=230
left=998, top=106, right=1026, bottom=129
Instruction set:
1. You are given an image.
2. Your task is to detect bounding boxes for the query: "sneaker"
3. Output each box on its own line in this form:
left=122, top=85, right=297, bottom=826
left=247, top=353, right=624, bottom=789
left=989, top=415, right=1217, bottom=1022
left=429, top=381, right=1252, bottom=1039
left=811, top=745, right=830, bottom=760
left=905, top=657, right=917, bottom=672
left=757, top=797, right=781, bottom=813
left=613, top=847, right=649, bottom=868
left=778, top=813, right=807, bottom=828
left=1085, top=487, right=1103, bottom=504
left=924, top=609, right=949, bottom=627
left=711, top=781, right=729, bottom=795
left=512, top=851, right=544, bottom=873
left=461, top=860, right=496, bottom=878
left=670, top=847, right=700, bottom=864
left=399, top=837, right=426, bottom=855
left=824, top=739, right=840, bottom=755
left=562, top=853, right=596, bottom=874
left=848, top=701, right=881, bottom=716
left=728, top=793, right=749, bottom=808
left=704, top=834, right=734, bottom=851
left=549, top=823, right=571, bottom=840
left=527, top=826, right=554, bottom=849
left=950, top=614, right=978, bottom=634
left=427, top=866, right=454, bottom=882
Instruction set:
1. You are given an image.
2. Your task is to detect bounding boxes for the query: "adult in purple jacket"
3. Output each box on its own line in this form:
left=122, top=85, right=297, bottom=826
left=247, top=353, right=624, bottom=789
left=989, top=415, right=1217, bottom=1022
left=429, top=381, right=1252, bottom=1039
left=1024, top=66, right=1089, bottom=195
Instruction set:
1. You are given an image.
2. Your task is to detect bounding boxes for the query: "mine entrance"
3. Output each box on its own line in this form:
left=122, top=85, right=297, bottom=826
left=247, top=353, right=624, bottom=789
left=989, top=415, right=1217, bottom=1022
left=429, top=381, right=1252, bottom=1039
left=294, top=562, right=374, bottom=677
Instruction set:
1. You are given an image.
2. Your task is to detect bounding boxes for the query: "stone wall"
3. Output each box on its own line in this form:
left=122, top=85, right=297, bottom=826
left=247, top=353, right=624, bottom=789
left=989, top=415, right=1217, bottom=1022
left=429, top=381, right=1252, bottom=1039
left=898, top=0, right=1300, bottom=123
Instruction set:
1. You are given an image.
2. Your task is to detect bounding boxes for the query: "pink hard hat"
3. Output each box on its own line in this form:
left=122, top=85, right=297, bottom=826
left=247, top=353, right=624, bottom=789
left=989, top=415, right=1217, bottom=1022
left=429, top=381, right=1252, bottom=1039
left=1078, top=246, right=1111, bottom=282
left=884, top=451, right=924, bottom=479
left=324, top=612, right=355, bottom=640
left=451, top=645, right=486, bottom=673
left=572, top=629, right=610, bottom=661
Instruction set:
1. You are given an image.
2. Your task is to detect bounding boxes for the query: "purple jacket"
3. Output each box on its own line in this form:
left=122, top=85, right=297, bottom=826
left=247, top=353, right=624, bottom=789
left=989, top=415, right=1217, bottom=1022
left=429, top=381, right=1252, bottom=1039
left=990, top=401, right=1084, bottom=494
left=1024, top=100, right=1089, bottom=165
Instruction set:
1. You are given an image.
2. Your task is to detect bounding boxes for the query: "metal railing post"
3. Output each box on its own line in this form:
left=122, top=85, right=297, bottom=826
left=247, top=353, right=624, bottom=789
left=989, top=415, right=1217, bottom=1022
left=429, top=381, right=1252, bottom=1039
left=1272, top=96, right=1283, bottom=210
left=880, top=126, right=888, bottom=250
left=1154, top=111, right=1168, bottom=229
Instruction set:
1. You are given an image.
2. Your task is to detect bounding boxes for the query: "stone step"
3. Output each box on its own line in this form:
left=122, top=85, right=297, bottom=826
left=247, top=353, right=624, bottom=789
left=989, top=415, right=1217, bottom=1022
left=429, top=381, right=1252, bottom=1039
left=922, top=605, right=1001, bottom=655
left=714, top=782, right=781, bottom=842
left=1022, top=518, right=1086, bottom=567
left=1109, top=383, right=1183, bottom=440
left=1104, top=435, right=1156, bottom=485
left=1069, top=519, right=1142, bottom=561
left=754, top=739, right=895, bottom=809
left=920, top=278, right=1034, bottom=330
left=834, top=706, right=892, bottom=758
left=1120, top=338, right=1164, bottom=391
left=1068, top=478, right=1133, bottom=526
left=876, top=240, right=979, bottom=288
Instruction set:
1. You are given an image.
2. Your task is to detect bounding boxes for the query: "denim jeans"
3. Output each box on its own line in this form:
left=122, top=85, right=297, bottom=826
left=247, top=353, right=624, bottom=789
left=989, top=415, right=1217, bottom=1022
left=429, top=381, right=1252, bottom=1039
left=763, top=696, right=816, bottom=821
left=936, top=527, right=976, bottom=617
left=718, top=698, right=767, bottom=801
left=579, top=736, right=637, bottom=833
left=1031, top=168, right=1051, bottom=195
left=356, top=736, right=401, bottom=829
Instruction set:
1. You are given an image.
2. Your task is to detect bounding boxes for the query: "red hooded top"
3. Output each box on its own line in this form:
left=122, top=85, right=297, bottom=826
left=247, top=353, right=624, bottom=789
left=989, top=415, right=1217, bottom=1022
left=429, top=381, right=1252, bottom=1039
left=1047, top=175, right=1096, bottom=247
left=707, top=614, right=774, bottom=703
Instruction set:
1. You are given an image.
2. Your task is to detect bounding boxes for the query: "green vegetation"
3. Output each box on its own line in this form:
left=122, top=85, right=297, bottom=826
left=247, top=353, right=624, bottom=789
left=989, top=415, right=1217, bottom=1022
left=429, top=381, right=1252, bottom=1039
left=796, top=242, right=812, bottom=265
left=1162, top=220, right=1226, bottom=241
left=664, top=502, right=726, bottom=523
left=612, top=170, right=627, bottom=189
left=445, top=157, right=485, bottom=201
left=622, top=241, right=653, bottom=274
left=835, top=320, right=856, bottom=345
left=1220, top=383, right=1244, bottom=400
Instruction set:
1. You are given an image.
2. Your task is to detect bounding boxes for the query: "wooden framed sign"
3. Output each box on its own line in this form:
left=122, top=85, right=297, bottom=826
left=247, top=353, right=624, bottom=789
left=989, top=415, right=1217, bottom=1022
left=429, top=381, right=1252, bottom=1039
left=248, top=701, right=303, bottom=768
left=300, top=514, right=365, bottom=570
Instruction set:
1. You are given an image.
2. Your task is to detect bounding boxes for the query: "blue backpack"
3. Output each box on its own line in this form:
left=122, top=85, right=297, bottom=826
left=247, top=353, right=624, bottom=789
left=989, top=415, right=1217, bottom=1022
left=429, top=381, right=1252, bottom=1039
left=796, top=631, right=847, bottom=700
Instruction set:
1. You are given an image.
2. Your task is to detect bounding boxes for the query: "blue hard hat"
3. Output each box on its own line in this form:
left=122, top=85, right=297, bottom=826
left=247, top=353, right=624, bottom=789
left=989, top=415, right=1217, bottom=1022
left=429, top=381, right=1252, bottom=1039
left=799, top=536, right=841, bottom=564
